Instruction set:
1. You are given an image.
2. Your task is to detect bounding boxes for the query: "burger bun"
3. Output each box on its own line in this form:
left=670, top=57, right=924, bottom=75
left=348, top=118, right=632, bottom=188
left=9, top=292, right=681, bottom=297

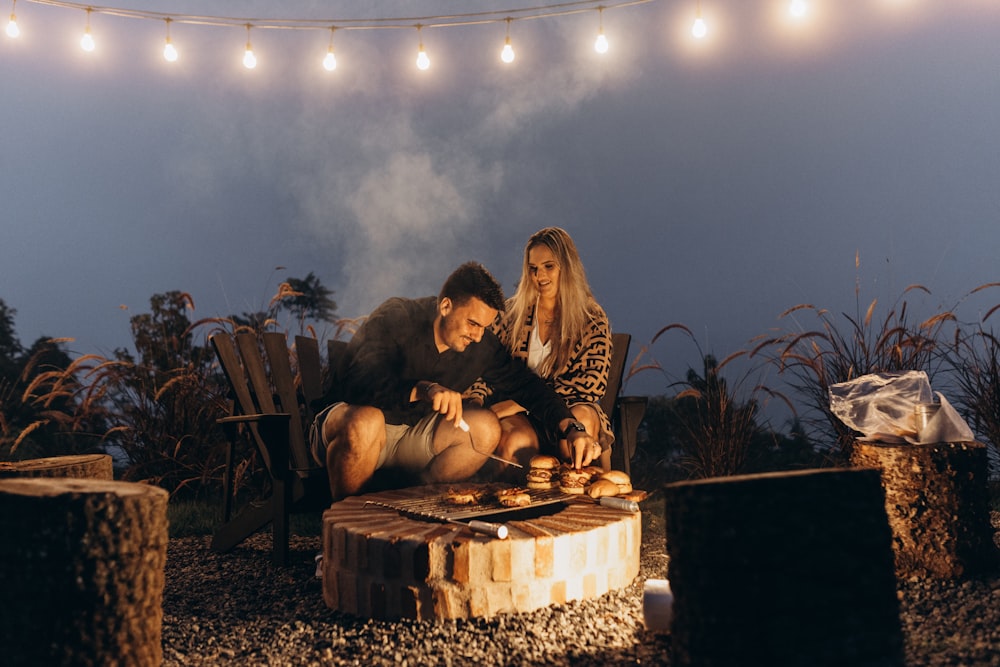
left=599, top=470, right=633, bottom=495
left=528, top=455, right=560, bottom=470
left=586, top=478, right=620, bottom=499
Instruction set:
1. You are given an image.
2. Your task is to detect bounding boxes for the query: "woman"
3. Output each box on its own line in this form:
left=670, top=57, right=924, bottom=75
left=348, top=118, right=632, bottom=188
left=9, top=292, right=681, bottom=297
left=477, top=227, right=614, bottom=470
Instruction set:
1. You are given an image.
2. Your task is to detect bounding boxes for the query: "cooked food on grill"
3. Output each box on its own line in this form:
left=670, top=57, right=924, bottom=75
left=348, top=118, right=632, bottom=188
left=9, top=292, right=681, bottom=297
left=443, top=487, right=487, bottom=505
left=586, top=478, right=620, bottom=499
left=526, top=455, right=560, bottom=490
left=598, top=470, right=633, bottom=495
left=495, top=487, right=532, bottom=507
left=559, top=467, right=593, bottom=495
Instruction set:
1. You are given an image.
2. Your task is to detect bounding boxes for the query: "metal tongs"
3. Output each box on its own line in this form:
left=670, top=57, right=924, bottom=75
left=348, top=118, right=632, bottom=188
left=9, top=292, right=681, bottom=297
left=459, top=418, right=523, bottom=469
left=363, top=500, right=510, bottom=539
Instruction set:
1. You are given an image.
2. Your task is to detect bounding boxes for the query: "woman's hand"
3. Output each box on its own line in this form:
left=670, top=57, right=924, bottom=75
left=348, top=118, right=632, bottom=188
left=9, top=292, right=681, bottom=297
left=566, top=429, right=601, bottom=470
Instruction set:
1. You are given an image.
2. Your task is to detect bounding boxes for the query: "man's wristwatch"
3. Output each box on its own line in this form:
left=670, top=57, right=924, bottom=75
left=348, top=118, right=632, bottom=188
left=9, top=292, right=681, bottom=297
left=561, top=421, right=587, bottom=439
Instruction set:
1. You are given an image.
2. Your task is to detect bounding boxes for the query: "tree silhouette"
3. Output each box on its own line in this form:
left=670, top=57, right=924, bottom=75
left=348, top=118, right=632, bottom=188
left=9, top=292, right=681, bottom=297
left=280, top=272, right=337, bottom=334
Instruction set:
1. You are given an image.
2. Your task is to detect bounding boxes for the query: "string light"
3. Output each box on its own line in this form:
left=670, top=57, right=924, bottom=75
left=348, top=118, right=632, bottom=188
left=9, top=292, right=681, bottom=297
left=80, top=7, right=95, bottom=51
left=5, top=0, right=18, bottom=38
left=14, top=0, right=652, bottom=71
left=162, top=18, right=177, bottom=62
left=500, top=18, right=514, bottom=63
left=415, top=25, right=429, bottom=70
left=323, top=26, right=337, bottom=71
left=243, top=23, right=256, bottom=69
left=691, top=0, right=707, bottom=39
left=6, top=0, right=906, bottom=74
left=594, top=6, right=609, bottom=54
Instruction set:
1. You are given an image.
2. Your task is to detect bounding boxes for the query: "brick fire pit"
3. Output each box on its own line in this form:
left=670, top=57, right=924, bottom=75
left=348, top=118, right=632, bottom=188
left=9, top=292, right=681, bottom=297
left=321, top=484, right=641, bottom=620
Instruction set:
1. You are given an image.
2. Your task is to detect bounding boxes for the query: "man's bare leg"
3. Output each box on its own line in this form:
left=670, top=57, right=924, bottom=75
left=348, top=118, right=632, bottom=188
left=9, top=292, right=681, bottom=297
left=424, top=408, right=501, bottom=483
left=324, top=404, right=386, bottom=501
left=487, top=412, right=540, bottom=481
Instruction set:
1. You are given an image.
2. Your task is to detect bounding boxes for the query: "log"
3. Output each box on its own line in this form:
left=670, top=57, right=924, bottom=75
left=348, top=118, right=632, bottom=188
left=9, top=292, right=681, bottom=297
left=0, top=478, right=169, bottom=667
left=663, top=468, right=903, bottom=667
left=851, top=439, right=998, bottom=579
left=0, top=454, right=113, bottom=480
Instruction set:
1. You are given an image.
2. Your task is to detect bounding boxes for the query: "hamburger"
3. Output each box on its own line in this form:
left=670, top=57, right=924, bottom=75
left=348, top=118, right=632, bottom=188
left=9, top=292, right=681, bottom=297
left=444, top=486, right=485, bottom=505
left=495, top=487, right=532, bottom=508
left=559, top=467, right=594, bottom=495
left=526, top=455, right=560, bottom=490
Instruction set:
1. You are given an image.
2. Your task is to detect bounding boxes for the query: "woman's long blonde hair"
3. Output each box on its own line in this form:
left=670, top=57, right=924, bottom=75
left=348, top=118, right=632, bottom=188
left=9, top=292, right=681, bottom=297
left=506, top=227, right=605, bottom=378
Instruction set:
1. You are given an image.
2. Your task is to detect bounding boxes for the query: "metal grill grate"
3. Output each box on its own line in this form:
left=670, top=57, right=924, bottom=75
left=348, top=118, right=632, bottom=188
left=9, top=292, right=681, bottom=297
left=365, top=486, right=571, bottom=522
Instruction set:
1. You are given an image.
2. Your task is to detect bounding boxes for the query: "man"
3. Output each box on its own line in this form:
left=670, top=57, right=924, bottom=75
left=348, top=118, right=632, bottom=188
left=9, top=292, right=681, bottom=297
left=311, top=262, right=601, bottom=501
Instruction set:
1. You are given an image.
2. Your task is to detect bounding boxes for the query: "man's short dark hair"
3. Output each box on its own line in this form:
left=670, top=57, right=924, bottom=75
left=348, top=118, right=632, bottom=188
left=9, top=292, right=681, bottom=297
left=440, top=262, right=505, bottom=311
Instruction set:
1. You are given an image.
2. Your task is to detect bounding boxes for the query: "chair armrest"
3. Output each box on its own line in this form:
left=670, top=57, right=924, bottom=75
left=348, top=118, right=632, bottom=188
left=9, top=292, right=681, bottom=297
left=612, top=396, right=648, bottom=476
left=217, top=413, right=291, bottom=425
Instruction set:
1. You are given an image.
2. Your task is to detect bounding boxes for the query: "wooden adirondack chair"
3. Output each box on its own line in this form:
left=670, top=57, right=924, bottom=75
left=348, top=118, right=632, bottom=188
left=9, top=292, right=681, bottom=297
left=210, top=331, right=336, bottom=565
left=603, top=332, right=648, bottom=476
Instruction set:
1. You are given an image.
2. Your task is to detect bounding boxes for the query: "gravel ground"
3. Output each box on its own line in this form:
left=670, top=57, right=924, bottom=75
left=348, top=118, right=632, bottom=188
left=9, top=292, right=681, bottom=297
left=162, top=501, right=1000, bottom=666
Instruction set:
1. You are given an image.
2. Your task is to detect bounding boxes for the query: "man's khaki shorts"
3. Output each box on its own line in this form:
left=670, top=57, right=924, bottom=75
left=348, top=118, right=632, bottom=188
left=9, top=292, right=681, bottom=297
left=309, top=403, right=442, bottom=473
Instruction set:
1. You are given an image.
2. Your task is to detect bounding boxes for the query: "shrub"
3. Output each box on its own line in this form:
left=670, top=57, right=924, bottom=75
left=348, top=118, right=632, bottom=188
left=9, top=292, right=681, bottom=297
left=628, top=323, right=796, bottom=483
left=751, top=276, right=955, bottom=459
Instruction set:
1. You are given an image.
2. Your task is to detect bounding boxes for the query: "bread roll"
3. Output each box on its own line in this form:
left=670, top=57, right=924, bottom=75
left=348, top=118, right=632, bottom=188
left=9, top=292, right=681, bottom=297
left=598, top=470, right=633, bottom=495
left=587, top=478, right=620, bottom=499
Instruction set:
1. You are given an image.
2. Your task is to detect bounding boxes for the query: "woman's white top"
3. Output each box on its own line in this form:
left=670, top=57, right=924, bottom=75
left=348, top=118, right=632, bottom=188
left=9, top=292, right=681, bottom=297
left=527, top=323, right=552, bottom=373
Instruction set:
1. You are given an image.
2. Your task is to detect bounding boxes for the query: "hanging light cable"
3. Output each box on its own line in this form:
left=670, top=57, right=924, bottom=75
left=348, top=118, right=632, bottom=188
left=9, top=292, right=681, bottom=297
left=80, top=7, right=95, bottom=51
left=162, top=18, right=178, bottom=62
left=5, top=0, right=19, bottom=38
left=323, top=26, right=337, bottom=71
left=594, top=6, right=608, bottom=54
left=415, top=24, right=429, bottom=70
left=242, top=23, right=256, bottom=69
left=691, top=0, right=707, bottom=39
left=500, top=17, right=514, bottom=63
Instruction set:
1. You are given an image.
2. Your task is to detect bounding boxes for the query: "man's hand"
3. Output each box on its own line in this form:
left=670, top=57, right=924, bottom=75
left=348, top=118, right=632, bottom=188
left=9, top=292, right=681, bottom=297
left=423, top=382, right=464, bottom=430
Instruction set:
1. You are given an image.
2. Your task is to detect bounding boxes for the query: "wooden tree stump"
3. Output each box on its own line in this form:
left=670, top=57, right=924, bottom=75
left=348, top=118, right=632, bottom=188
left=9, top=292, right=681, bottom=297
left=0, top=454, right=113, bottom=480
left=851, top=440, right=998, bottom=579
left=663, top=468, right=903, bottom=667
left=0, top=478, right=169, bottom=667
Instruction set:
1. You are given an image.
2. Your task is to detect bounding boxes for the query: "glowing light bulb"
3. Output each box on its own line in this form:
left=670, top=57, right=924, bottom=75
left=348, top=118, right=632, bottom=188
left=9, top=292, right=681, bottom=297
left=163, top=38, right=178, bottom=62
left=80, top=8, right=94, bottom=51
left=691, top=16, right=707, bottom=39
left=415, top=26, right=429, bottom=71
left=80, top=27, right=95, bottom=51
left=594, top=30, right=608, bottom=54
left=789, top=0, right=807, bottom=18
left=5, top=14, right=18, bottom=38
left=500, top=37, right=514, bottom=63
left=161, top=19, right=177, bottom=62
left=323, top=27, right=337, bottom=71
left=243, top=24, right=256, bottom=69
left=243, top=44, right=256, bottom=69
